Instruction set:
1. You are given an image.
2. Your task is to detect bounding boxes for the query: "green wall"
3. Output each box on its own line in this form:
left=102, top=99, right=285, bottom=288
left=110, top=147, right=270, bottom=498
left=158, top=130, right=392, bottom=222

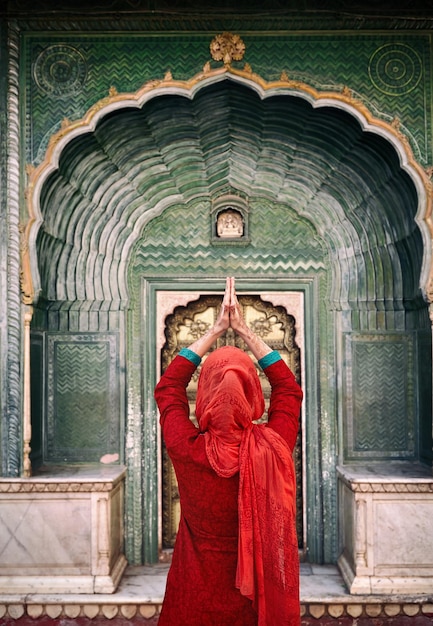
left=0, top=10, right=431, bottom=565
left=23, top=32, right=431, bottom=174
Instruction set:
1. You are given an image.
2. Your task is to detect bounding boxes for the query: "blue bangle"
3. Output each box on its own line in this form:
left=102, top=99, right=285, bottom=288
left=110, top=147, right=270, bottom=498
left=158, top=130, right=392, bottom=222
left=179, top=348, right=202, bottom=367
left=258, top=350, right=282, bottom=370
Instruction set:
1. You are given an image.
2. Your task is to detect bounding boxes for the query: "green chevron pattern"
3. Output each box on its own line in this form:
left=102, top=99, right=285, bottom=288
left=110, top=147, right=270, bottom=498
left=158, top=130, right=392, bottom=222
left=345, top=333, right=415, bottom=460
left=46, top=334, right=119, bottom=462
left=131, top=199, right=325, bottom=276
left=24, top=33, right=431, bottom=168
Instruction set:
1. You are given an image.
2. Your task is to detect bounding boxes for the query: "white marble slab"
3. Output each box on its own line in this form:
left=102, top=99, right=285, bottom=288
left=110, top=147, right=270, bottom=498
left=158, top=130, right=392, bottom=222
left=0, top=466, right=127, bottom=594
left=338, top=464, right=433, bottom=595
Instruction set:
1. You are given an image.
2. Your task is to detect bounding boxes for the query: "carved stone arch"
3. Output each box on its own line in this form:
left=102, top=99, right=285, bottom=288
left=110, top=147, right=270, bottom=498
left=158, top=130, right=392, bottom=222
left=160, top=293, right=303, bottom=553
left=20, top=61, right=433, bottom=565
left=22, top=65, right=433, bottom=308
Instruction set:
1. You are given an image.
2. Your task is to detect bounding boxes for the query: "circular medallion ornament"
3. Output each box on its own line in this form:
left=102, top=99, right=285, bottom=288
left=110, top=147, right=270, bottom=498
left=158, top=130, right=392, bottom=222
left=33, top=44, right=87, bottom=97
left=368, top=43, right=422, bottom=96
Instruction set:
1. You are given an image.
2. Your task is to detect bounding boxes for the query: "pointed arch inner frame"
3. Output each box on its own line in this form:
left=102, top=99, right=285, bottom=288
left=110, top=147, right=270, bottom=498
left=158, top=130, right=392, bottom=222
left=23, top=65, right=433, bottom=308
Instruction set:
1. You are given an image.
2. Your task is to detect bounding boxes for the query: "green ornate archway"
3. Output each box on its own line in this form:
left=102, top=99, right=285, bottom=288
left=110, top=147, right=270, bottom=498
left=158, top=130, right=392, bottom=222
left=23, top=64, right=432, bottom=305
left=24, top=62, right=432, bottom=564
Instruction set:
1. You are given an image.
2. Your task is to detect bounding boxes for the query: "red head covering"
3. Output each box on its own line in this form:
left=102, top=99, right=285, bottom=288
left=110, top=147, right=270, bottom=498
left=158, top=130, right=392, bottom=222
left=196, top=346, right=264, bottom=476
left=196, top=346, right=300, bottom=626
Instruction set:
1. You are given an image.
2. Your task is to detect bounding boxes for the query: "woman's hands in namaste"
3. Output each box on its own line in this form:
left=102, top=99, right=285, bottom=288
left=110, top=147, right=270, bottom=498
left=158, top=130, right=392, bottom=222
left=214, top=276, right=248, bottom=335
left=184, top=277, right=272, bottom=361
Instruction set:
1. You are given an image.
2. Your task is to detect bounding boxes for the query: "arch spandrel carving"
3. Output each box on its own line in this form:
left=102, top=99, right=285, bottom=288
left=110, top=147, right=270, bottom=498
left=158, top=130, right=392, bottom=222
left=22, top=61, right=433, bottom=306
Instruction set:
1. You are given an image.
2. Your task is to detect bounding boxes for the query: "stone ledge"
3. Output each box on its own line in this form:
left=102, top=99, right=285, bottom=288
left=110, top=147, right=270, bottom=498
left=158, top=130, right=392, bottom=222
left=0, top=465, right=127, bottom=493
left=337, top=462, right=433, bottom=492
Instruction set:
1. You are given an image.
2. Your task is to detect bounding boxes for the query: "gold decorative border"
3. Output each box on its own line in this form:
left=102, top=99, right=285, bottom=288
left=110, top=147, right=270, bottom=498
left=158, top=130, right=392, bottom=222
left=22, top=62, right=433, bottom=304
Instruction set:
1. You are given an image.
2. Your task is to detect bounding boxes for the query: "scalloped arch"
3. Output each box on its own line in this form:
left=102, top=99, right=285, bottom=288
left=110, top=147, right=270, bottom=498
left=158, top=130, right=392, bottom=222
left=23, top=65, right=433, bottom=306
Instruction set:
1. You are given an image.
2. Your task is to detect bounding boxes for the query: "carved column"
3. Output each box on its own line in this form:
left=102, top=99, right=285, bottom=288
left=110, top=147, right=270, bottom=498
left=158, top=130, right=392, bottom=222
left=430, top=302, right=433, bottom=468
left=22, top=307, right=33, bottom=477
left=354, top=498, right=367, bottom=569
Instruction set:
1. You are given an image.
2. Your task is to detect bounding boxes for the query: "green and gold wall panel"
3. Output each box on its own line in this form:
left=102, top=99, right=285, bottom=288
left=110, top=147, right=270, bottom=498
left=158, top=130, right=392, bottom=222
left=23, top=32, right=432, bottom=172
left=0, top=10, right=429, bottom=565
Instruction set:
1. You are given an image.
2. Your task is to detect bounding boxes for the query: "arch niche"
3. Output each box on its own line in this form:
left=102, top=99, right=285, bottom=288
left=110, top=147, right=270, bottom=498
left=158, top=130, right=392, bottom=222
left=24, top=65, right=433, bottom=565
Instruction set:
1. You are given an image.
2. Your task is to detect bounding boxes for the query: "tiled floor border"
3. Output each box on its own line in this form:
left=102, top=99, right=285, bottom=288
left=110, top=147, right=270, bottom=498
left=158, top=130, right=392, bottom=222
left=1, top=600, right=433, bottom=622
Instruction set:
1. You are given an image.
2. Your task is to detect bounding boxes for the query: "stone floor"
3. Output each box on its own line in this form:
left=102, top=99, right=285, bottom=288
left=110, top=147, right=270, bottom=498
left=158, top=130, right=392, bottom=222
left=1, top=563, right=433, bottom=624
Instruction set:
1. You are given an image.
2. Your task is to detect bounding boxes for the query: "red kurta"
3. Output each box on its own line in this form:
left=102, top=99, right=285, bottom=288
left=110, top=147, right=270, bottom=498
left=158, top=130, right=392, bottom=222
left=155, top=354, right=302, bottom=626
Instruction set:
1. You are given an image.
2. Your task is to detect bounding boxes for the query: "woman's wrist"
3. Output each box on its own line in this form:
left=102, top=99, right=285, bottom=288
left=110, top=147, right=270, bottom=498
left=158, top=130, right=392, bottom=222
left=179, top=347, right=202, bottom=366
left=236, top=325, right=272, bottom=361
left=186, top=325, right=225, bottom=358
left=258, top=350, right=282, bottom=369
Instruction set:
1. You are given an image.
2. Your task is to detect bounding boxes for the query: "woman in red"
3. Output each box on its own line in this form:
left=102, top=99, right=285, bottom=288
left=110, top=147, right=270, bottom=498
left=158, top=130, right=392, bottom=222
left=154, top=277, right=303, bottom=626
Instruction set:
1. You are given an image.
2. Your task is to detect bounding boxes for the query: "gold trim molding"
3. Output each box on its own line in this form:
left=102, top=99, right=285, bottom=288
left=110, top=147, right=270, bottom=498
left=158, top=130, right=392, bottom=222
left=22, top=58, right=433, bottom=304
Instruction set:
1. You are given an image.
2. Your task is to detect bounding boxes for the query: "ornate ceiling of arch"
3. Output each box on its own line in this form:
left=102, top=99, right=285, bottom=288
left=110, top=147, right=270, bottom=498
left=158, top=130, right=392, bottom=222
left=26, top=70, right=430, bottom=308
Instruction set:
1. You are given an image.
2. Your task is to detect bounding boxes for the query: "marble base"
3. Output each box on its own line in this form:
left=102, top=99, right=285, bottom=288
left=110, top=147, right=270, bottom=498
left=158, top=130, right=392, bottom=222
left=0, top=465, right=127, bottom=594
left=1, top=564, right=432, bottom=623
left=337, top=463, right=433, bottom=595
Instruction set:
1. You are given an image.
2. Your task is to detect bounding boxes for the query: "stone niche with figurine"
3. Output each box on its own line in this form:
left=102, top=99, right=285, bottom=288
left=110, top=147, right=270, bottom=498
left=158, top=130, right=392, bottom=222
left=337, top=463, right=433, bottom=595
left=0, top=465, right=127, bottom=594
left=211, top=194, right=250, bottom=244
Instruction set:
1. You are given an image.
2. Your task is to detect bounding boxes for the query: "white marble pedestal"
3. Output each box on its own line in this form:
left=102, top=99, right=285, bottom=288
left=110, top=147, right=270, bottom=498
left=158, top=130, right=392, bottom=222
left=337, top=463, right=433, bottom=595
left=0, top=465, right=127, bottom=594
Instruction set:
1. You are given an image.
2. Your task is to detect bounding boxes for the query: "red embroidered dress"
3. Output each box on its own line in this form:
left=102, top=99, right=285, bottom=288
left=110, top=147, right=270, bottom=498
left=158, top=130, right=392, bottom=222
left=155, top=347, right=303, bottom=626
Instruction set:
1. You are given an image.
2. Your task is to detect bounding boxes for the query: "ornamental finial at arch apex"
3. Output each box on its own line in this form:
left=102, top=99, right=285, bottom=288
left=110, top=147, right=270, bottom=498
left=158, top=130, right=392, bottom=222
left=210, top=32, right=246, bottom=66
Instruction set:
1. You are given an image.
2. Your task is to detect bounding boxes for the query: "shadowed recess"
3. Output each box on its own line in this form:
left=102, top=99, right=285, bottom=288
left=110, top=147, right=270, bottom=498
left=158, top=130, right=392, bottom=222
left=36, top=79, right=421, bottom=312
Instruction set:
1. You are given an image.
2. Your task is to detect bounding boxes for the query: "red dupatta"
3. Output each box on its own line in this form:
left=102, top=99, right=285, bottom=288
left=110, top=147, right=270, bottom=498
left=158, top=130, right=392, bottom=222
left=196, top=346, right=300, bottom=626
